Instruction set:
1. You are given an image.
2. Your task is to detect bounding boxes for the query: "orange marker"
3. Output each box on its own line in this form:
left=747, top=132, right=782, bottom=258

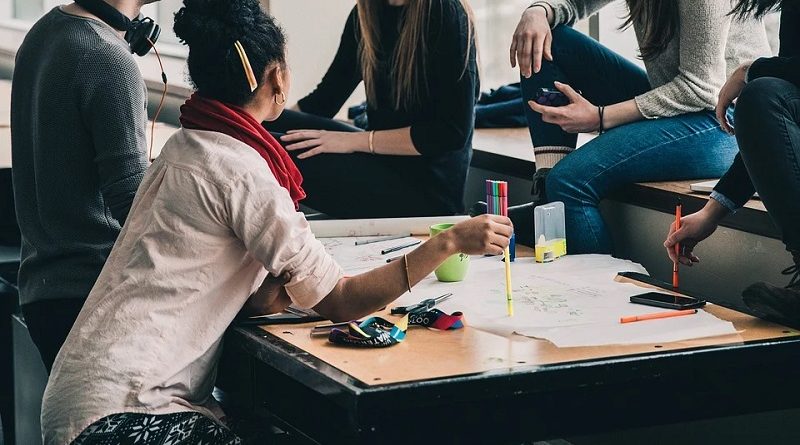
left=672, top=200, right=682, bottom=289
left=620, top=309, right=697, bottom=324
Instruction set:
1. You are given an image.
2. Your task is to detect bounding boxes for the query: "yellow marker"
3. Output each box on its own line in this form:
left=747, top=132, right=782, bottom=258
left=504, top=246, right=514, bottom=316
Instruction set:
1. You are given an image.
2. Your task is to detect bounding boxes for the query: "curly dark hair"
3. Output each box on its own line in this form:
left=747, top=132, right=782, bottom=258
left=173, top=0, right=286, bottom=105
left=730, top=0, right=783, bottom=19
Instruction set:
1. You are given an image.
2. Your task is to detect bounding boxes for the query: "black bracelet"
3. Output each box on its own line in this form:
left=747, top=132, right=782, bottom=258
left=527, top=3, right=549, bottom=20
left=598, top=106, right=605, bottom=135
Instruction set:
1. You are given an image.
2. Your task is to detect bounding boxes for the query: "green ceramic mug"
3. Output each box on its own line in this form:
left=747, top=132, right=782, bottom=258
left=430, top=223, right=470, bottom=282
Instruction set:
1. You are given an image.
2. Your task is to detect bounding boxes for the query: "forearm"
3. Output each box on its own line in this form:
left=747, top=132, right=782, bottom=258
left=602, top=99, right=644, bottom=130
left=349, top=127, right=421, bottom=156
left=701, top=197, right=731, bottom=223
left=240, top=289, right=291, bottom=317
left=314, top=232, right=456, bottom=321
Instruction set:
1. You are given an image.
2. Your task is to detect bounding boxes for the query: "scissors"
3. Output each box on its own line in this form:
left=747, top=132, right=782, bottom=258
left=390, top=293, right=453, bottom=315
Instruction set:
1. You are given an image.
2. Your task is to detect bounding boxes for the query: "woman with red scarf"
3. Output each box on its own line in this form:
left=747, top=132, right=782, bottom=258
left=40, top=1, right=511, bottom=443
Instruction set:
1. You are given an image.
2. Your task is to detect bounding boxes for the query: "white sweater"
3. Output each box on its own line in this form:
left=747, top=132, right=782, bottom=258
left=537, top=0, right=771, bottom=118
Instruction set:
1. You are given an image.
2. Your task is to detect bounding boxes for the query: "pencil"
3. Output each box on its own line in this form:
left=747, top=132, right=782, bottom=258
left=381, top=240, right=421, bottom=255
left=673, top=200, right=682, bottom=289
left=620, top=309, right=697, bottom=324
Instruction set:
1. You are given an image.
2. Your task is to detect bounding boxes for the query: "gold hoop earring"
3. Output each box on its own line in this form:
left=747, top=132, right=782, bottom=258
left=274, top=92, right=286, bottom=105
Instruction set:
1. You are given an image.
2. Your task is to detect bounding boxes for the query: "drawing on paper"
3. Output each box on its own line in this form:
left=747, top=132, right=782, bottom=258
left=320, top=236, right=419, bottom=274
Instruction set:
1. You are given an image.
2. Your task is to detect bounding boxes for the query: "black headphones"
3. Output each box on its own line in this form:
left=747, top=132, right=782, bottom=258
left=75, top=0, right=161, bottom=56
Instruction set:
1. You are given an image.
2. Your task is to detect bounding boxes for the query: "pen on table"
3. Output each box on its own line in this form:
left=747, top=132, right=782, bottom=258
left=673, top=200, right=682, bottom=289
left=355, top=234, right=410, bottom=246
left=620, top=309, right=697, bottom=324
left=381, top=240, right=421, bottom=255
left=386, top=256, right=402, bottom=263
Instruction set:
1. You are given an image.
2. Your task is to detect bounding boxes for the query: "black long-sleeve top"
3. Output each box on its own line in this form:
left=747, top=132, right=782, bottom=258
left=713, top=4, right=800, bottom=210
left=297, top=0, right=479, bottom=214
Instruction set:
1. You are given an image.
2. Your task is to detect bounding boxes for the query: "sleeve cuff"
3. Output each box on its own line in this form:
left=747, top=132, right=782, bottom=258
left=284, top=248, right=344, bottom=310
left=531, top=1, right=566, bottom=26
left=633, top=94, right=662, bottom=120
left=710, top=191, right=739, bottom=213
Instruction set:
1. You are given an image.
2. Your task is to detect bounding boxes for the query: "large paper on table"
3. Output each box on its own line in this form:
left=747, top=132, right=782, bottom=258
left=310, top=216, right=468, bottom=237
left=389, top=255, right=738, bottom=347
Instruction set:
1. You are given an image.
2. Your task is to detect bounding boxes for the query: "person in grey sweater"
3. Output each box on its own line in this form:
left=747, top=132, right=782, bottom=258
left=11, top=0, right=159, bottom=372
left=508, top=0, right=770, bottom=254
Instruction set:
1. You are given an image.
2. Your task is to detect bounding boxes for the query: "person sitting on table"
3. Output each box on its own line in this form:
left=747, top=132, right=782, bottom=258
left=509, top=0, right=770, bottom=254
left=11, top=0, right=157, bottom=372
left=665, top=0, right=800, bottom=329
left=264, top=0, right=479, bottom=219
left=40, top=1, right=512, bottom=443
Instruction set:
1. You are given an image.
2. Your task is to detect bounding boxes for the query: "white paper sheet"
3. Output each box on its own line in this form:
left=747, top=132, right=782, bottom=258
left=320, top=236, right=422, bottom=274
left=314, top=232, right=739, bottom=346
left=389, top=255, right=738, bottom=347
left=516, top=310, right=738, bottom=347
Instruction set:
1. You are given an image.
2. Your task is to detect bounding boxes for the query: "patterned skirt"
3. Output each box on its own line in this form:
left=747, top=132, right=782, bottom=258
left=71, top=412, right=242, bottom=445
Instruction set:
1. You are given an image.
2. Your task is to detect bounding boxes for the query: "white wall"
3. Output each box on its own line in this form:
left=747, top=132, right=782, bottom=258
left=270, top=0, right=365, bottom=113
left=597, top=1, right=642, bottom=68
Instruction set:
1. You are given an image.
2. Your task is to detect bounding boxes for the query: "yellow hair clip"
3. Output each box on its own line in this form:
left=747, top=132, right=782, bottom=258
left=233, top=40, right=258, bottom=92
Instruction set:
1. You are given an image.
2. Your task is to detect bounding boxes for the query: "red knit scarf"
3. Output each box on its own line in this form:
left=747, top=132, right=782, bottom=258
left=180, top=94, right=305, bottom=208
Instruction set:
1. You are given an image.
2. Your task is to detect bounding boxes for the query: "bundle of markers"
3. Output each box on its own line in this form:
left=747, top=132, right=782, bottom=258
left=486, top=180, right=508, bottom=219
left=486, top=180, right=514, bottom=317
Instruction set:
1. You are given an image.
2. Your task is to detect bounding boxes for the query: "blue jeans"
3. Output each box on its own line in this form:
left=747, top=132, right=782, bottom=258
left=521, top=26, right=738, bottom=254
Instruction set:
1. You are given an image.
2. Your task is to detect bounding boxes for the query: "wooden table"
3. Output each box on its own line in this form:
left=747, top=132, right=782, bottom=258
left=219, top=266, right=800, bottom=444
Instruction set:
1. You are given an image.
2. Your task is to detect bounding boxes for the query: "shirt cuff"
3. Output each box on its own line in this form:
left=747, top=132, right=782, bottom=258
left=710, top=191, right=739, bottom=213
left=284, top=251, right=344, bottom=310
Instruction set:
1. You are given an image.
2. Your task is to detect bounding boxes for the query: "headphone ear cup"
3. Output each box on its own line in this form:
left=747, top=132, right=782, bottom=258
left=126, top=18, right=160, bottom=57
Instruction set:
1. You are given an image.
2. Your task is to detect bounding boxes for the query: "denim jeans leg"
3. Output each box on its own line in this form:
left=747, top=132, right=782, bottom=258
left=519, top=25, right=651, bottom=149
left=546, top=111, right=739, bottom=254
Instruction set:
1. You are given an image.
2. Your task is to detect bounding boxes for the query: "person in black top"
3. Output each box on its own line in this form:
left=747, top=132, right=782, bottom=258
left=664, top=0, right=800, bottom=328
left=264, top=0, right=479, bottom=218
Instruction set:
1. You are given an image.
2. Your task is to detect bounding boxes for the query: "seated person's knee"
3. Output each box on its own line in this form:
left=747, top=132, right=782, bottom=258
left=735, top=77, right=793, bottom=122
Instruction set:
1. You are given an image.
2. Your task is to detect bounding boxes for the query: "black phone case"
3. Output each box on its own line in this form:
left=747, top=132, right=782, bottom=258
left=534, top=88, right=570, bottom=107
left=629, top=295, right=707, bottom=310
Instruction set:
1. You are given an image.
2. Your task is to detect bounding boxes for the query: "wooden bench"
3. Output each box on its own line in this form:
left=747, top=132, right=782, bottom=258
left=615, top=181, right=776, bottom=240
left=471, top=127, right=533, bottom=179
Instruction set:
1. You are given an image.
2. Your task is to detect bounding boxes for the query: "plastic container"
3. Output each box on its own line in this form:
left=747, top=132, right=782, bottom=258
left=534, top=202, right=567, bottom=262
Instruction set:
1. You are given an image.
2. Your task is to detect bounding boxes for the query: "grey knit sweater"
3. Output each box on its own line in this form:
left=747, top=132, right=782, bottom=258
left=11, top=8, right=148, bottom=305
left=537, top=0, right=772, bottom=118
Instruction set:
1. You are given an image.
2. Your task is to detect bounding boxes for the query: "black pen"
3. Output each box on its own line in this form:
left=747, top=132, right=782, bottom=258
left=381, top=240, right=421, bottom=255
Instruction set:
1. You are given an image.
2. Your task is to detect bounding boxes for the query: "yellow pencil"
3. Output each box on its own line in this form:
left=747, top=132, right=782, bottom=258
left=504, top=246, right=513, bottom=316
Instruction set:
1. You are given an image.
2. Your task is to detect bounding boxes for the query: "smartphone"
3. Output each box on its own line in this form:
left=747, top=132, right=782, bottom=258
left=533, top=87, right=570, bottom=107
left=630, top=292, right=706, bottom=310
left=234, top=312, right=325, bottom=326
